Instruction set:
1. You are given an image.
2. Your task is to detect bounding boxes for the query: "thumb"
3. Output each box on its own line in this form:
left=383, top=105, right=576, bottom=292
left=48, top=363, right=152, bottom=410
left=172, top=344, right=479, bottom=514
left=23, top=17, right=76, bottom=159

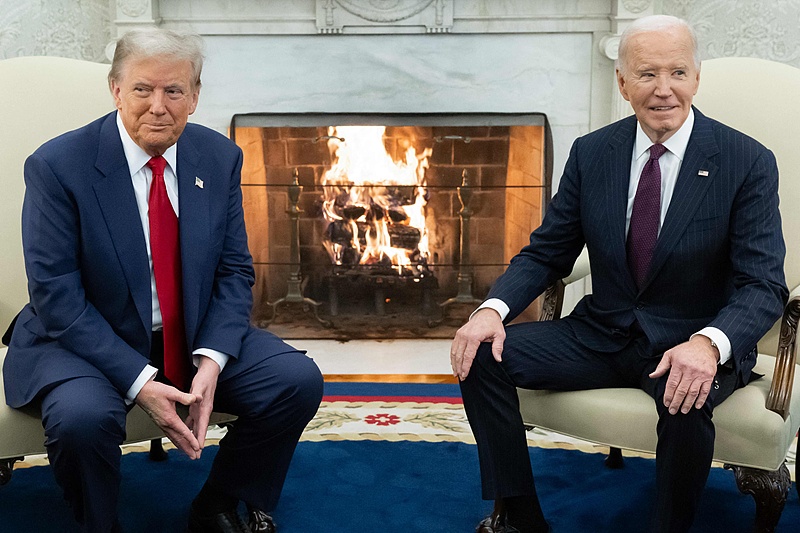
left=171, top=390, right=199, bottom=407
left=649, top=353, right=672, bottom=379
left=491, top=337, right=504, bottom=363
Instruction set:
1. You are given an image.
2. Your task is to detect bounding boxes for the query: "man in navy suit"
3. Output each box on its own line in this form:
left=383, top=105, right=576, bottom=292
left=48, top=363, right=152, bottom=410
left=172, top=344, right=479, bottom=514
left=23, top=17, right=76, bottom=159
left=2, top=29, right=322, bottom=533
left=451, top=15, right=787, bottom=533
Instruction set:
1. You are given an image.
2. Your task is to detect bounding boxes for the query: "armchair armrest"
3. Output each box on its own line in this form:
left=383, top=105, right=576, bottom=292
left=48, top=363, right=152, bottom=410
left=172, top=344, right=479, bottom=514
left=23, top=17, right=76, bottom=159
left=540, top=248, right=590, bottom=321
left=538, top=254, right=799, bottom=420
left=766, top=284, right=800, bottom=419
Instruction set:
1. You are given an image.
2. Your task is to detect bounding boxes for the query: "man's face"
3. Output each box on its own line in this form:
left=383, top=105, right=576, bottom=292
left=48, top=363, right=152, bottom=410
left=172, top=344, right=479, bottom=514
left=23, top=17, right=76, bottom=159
left=111, top=55, right=199, bottom=156
left=617, top=26, right=700, bottom=143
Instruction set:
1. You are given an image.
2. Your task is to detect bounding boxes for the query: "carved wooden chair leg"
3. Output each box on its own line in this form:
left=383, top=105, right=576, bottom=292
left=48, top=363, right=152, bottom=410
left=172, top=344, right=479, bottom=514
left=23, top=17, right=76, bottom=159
left=0, top=457, right=21, bottom=486
left=796, top=432, right=799, bottom=502
left=725, top=463, right=790, bottom=533
left=148, top=438, right=168, bottom=462
left=604, top=447, right=624, bottom=469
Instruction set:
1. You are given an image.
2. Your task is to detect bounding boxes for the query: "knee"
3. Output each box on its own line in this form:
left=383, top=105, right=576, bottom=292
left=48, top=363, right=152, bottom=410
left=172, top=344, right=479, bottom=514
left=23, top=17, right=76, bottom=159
left=656, top=402, right=714, bottom=436
left=289, top=354, right=324, bottom=416
left=44, top=400, right=125, bottom=452
left=256, top=354, right=323, bottom=423
left=463, top=342, right=502, bottom=381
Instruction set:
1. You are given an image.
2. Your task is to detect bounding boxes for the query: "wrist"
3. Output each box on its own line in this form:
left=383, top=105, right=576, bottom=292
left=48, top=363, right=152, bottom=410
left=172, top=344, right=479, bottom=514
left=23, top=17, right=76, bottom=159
left=695, top=335, right=720, bottom=363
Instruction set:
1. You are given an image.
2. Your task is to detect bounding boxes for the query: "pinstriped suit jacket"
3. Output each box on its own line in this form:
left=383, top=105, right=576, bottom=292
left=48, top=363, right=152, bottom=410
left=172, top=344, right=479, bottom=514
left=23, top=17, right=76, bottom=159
left=488, top=107, right=787, bottom=384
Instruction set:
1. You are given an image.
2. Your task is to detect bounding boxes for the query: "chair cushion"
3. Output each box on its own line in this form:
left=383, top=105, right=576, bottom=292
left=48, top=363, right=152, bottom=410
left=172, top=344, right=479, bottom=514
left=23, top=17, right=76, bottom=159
left=518, top=354, right=800, bottom=471
left=0, top=346, right=235, bottom=460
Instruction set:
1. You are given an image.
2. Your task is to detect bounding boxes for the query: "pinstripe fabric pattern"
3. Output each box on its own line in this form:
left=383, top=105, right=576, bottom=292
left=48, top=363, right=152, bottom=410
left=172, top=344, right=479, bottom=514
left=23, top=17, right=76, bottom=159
left=487, top=107, right=787, bottom=382
left=465, top=107, right=788, bottom=531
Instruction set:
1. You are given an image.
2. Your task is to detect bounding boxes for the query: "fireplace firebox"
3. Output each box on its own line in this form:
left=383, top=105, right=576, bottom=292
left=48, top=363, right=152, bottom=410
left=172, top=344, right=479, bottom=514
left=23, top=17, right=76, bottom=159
left=231, top=113, right=551, bottom=338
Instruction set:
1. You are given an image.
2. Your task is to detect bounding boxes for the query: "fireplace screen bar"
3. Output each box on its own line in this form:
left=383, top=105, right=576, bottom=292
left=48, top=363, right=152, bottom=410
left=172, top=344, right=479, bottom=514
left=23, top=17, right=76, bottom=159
left=230, top=113, right=552, bottom=338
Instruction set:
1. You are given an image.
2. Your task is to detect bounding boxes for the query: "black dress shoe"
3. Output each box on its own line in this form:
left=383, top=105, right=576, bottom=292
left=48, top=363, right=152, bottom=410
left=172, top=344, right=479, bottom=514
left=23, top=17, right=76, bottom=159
left=477, top=514, right=520, bottom=533
left=475, top=501, right=550, bottom=533
left=248, top=509, right=276, bottom=533
left=188, top=507, right=253, bottom=533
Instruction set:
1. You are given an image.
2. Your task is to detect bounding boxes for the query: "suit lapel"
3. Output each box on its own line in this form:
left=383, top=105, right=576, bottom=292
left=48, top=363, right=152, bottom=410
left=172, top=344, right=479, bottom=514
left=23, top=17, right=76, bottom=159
left=643, top=109, right=720, bottom=290
left=602, top=117, right=639, bottom=293
left=92, top=113, right=152, bottom=332
left=176, top=131, right=210, bottom=345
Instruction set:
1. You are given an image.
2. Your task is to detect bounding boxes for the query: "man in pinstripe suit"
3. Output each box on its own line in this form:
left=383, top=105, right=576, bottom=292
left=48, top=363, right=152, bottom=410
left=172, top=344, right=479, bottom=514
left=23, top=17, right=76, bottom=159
left=451, top=15, right=787, bottom=533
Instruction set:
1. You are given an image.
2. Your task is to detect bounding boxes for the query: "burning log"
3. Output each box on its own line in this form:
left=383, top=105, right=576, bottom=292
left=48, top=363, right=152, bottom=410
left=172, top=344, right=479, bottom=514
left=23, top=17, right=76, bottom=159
left=388, top=224, right=420, bottom=250
left=319, top=125, right=433, bottom=277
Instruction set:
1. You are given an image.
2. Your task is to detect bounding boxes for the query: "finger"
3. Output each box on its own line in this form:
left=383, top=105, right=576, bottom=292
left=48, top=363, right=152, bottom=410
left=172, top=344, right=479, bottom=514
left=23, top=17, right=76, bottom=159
left=669, top=381, right=690, bottom=415
left=165, top=424, right=201, bottom=459
left=459, top=340, right=481, bottom=380
left=491, top=335, right=505, bottom=363
left=694, top=380, right=713, bottom=410
left=680, top=381, right=702, bottom=414
left=649, top=357, right=671, bottom=379
left=449, top=339, right=463, bottom=376
left=662, top=371, right=681, bottom=410
left=169, top=390, right=199, bottom=407
left=195, top=409, right=212, bottom=450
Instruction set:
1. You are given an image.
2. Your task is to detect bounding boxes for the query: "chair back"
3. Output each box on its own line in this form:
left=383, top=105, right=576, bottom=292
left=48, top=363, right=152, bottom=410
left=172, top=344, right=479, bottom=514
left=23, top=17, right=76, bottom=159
left=0, top=56, right=113, bottom=332
left=693, top=57, right=800, bottom=357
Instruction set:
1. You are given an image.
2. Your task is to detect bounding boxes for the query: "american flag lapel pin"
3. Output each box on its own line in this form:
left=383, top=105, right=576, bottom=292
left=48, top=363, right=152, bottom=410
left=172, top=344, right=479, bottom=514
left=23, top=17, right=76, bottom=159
left=698, top=170, right=709, bottom=177
left=195, top=177, right=204, bottom=188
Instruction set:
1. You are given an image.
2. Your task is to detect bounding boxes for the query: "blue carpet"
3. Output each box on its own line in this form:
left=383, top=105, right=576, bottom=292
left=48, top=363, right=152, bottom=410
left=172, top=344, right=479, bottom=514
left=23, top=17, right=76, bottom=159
left=1, top=440, right=798, bottom=532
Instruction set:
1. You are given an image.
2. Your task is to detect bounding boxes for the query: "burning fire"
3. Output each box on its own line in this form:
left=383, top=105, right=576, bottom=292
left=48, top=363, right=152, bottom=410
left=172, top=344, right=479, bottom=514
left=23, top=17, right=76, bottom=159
left=321, top=125, right=432, bottom=275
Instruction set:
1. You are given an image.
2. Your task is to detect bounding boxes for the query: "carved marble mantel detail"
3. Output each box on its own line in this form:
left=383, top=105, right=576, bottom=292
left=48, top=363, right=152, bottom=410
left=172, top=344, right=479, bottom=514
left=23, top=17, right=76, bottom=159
left=112, top=0, right=160, bottom=38
left=315, top=0, right=453, bottom=34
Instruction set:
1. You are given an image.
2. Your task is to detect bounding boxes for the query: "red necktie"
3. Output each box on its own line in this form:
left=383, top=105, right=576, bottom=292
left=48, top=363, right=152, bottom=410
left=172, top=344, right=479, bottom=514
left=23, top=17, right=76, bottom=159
left=627, top=143, right=667, bottom=289
left=147, top=156, right=190, bottom=391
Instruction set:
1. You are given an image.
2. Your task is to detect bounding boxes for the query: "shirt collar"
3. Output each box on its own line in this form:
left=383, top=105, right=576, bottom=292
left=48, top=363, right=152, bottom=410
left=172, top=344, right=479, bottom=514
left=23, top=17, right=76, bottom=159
left=115, top=111, right=178, bottom=176
left=634, top=107, right=695, bottom=161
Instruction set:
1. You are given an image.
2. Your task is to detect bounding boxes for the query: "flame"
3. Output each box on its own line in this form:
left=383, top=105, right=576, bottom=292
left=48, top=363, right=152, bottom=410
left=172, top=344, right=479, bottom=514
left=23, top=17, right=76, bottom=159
left=321, top=126, right=432, bottom=275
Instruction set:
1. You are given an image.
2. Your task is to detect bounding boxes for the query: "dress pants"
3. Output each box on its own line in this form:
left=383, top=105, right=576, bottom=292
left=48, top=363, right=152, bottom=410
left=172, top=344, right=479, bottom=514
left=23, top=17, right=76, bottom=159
left=39, top=327, right=324, bottom=533
left=459, top=318, right=739, bottom=533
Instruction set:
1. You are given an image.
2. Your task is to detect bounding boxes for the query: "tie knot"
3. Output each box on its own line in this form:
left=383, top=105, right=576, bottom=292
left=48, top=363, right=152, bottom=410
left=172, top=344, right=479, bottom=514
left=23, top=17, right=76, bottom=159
left=649, top=143, right=666, bottom=160
left=146, top=156, right=167, bottom=176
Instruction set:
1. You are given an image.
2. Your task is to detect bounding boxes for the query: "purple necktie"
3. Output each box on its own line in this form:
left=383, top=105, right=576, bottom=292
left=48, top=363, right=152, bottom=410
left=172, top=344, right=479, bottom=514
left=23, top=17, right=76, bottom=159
left=627, top=143, right=667, bottom=288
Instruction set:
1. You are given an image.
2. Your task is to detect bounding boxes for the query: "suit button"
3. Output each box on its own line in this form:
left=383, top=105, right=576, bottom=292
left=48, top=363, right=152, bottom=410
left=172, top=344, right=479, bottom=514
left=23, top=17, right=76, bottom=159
left=635, top=303, right=644, bottom=310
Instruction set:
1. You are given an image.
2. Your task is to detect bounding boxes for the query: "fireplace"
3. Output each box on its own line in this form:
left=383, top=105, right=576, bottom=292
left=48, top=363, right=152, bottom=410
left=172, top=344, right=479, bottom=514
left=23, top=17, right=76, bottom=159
left=231, top=112, right=551, bottom=337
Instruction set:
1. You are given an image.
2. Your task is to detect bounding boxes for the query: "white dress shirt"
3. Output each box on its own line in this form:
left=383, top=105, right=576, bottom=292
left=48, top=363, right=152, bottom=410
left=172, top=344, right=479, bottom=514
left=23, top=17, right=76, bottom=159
left=116, top=113, right=230, bottom=402
left=478, top=109, right=732, bottom=364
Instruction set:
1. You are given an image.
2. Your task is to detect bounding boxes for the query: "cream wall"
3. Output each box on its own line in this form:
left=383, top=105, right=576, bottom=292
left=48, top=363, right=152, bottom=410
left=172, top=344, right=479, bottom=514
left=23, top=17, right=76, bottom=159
left=0, top=0, right=110, bottom=61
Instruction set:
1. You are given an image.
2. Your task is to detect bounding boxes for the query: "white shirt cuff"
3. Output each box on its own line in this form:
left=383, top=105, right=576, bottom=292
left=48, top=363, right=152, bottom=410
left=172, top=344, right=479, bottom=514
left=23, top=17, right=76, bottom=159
left=471, top=298, right=510, bottom=322
left=193, top=348, right=230, bottom=372
left=692, top=327, right=732, bottom=365
left=125, top=364, right=158, bottom=405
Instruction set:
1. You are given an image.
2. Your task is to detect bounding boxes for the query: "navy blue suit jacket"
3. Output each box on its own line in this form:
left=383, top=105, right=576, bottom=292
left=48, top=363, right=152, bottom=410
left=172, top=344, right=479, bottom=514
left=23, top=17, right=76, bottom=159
left=488, top=108, right=787, bottom=384
left=4, top=112, right=276, bottom=407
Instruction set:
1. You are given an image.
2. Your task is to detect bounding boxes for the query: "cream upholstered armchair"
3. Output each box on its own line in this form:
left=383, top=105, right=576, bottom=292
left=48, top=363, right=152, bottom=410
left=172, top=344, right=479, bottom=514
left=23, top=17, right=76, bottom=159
left=518, top=57, right=800, bottom=533
left=0, top=56, right=234, bottom=484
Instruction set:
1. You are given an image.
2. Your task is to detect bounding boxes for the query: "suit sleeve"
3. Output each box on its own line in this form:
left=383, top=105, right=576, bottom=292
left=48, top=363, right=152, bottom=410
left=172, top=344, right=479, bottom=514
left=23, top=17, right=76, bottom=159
left=709, top=147, right=787, bottom=370
left=486, top=138, right=587, bottom=323
left=192, top=149, right=255, bottom=357
left=21, top=153, right=150, bottom=394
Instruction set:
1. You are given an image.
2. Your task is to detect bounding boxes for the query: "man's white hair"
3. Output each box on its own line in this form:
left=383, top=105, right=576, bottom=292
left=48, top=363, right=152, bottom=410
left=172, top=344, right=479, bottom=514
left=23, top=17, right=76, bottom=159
left=616, top=15, right=700, bottom=75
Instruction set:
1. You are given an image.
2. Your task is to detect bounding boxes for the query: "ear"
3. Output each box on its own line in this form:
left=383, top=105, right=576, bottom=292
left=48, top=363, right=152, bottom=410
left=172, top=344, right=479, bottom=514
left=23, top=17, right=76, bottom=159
left=616, top=69, right=631, bottom=102
left=693, top=68, right=701, bottom=95
left=188, top=87, right=200, bottom=116
left=110, top=79, right=123, bottom=110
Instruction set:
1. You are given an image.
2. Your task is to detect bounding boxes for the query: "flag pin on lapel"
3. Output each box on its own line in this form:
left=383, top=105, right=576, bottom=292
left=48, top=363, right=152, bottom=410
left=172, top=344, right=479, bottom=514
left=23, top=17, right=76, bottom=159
left=698, top=170, right=709, bottom=177
left=195, top=177, right=204, bottom=189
